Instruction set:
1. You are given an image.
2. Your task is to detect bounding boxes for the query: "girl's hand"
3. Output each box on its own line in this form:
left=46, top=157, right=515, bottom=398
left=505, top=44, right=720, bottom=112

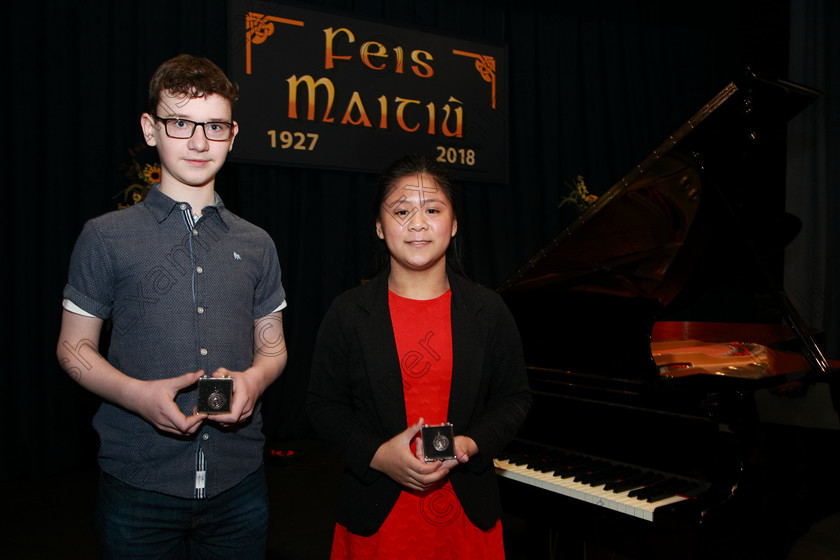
left=370, top=418, right=450, bottom=491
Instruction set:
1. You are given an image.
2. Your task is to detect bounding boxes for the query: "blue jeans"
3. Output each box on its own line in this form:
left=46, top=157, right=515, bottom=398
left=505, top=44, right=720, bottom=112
left=94, top=468, right=268, bottom=560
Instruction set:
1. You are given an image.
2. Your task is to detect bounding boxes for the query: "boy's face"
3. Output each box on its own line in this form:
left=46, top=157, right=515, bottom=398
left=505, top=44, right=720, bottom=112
left=141, top=91, right=238, bottom=191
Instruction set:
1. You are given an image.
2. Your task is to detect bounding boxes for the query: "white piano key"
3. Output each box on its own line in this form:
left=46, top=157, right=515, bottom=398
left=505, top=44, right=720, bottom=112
left=494, top=458, right=691, bottom=522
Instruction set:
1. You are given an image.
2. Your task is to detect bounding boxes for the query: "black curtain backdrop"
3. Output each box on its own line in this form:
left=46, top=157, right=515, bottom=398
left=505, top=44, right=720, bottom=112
left=786, top=0, right=840, bottom=359
left=7, top=0, right=834, bottom=482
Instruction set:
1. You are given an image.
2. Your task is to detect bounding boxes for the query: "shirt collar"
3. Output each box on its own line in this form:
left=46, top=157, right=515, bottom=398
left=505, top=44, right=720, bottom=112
left=144, top=185, right=229, bottom=229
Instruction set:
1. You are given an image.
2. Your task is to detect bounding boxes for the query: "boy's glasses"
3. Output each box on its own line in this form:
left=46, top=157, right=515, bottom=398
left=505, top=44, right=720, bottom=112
left=153, top=116, right=234, bottom=141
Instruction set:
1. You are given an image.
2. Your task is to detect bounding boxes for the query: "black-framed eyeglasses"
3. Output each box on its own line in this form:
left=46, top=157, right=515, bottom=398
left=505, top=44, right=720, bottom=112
left=153, top=115, right=234, bottom=141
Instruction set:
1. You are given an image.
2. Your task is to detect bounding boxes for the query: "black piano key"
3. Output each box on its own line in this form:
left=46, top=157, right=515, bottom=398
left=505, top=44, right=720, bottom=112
left=573, top=458, right=599, bottom=466
left=625, top=474, right=667, bottom=497
left=632, top=486, right=669, bottom=500
left=645, top=490, right=678, bottom=503
left=551, top=452, right=587, bottom=465
left=498, top=444, right=700, bottom=492
left=646, top=480, right=699, bottom=502
left=602, top=468, right=644, bottom=491
left=572, top=460, right=612, bottom=482
left=495, top=440, right=710, bottom=524
left=540, top=458, right=573, bottom=473
left=638, top=478, right=692, bottom=502
left=609, top=472, right=662, bottom=493
left=534, top=462, right=556, bottom=473
left=528, top=458, right=557, bottom=472
left=584, top=465, right=640, bottom=487
left=552, top=457, right=606, bottom=478
left=574, top=461, right=619, bottom=483
left=630, top=477, right=692, bottom=501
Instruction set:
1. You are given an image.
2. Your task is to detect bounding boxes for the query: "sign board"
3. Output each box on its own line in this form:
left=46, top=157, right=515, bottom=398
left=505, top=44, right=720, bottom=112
left=227, top=0, right=509, bottom=182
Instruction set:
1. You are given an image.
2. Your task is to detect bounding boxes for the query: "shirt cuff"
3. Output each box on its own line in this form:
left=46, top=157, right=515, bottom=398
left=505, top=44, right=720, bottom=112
left=62, top=298, right=97, bottom=318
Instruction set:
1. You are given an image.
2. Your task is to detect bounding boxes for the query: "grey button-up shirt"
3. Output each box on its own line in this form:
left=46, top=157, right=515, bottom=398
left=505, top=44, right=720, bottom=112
left=64, top=187, right=285, bottom=498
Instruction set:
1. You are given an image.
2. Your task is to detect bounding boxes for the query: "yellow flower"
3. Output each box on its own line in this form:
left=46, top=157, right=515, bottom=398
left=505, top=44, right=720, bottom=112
left=141, top=163, right=162, bottom=185
left=558, top=175, right=598, bottom=213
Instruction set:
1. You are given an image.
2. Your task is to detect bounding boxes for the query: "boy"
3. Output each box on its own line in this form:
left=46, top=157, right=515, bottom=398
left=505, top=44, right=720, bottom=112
left=57, top=54, right=287, bottom=558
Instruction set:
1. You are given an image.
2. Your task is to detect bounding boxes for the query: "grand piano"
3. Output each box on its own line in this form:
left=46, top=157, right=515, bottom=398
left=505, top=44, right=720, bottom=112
left=494, top=70, right=835, bottom=559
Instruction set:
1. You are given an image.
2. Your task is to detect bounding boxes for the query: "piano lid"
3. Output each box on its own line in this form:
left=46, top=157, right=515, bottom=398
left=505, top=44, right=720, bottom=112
left=498, top=70, right=822, bottom=380
left=498, top=70, right=821, bottom=305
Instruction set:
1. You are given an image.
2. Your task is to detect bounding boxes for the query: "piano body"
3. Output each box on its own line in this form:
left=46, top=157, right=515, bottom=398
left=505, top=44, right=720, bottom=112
left=495, top=71, right=834, bottom=559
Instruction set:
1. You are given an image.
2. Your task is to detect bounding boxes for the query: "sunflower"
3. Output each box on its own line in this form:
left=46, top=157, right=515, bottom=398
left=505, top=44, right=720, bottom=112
left=117, top=183, right=149, bottom=209
left=141, top=163, right=162, bottom=185
left=558, top=175, right=598, bottom=214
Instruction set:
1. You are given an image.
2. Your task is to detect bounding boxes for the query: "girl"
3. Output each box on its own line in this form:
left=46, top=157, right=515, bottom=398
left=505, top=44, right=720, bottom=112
left=307, top=155, right=531, bottom=558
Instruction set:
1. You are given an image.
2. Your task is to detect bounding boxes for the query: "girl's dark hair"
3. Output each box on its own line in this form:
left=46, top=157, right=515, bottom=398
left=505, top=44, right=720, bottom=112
left=371, top=154, right=465, bottom=275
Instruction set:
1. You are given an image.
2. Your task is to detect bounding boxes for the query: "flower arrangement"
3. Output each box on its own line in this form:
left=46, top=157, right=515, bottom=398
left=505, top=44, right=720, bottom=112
left=558, top=175, right=598, bottom=214
left=116, top=142, right=160, bottom=209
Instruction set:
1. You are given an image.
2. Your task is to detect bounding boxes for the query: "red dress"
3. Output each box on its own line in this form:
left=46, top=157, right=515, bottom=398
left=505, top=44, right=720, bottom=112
left=330, top=290, right=505, bottom=559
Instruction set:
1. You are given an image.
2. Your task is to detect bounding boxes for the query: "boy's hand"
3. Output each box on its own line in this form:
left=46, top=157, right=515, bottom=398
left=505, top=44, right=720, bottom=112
left=371, top=418, right=450, bottom=491
left=204, top=312, right=287, bottom=428
left=128, top=371, right=206, bottom=436
left=205, top=367, right=263, bottom=427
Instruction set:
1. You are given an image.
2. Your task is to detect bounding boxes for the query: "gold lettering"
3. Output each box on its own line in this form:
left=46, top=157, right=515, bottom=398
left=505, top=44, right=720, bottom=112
left=441, top=97, right=463, bottom=138
left=323, top=27, right=354, bottom=69
left=411, top=50, right=434, bottom=78
left=393, top=46, right=405, bottom=74
left=287, top=75, right=336, bottom=122
left=426, top=103, right=435, bottom=135
left=395, top=97, right=421, bottom=132
left=360, top=41, right=387, bottom=70
left=341, top=92, right=373, bottom=127
left=377, top=95, right=388, bottom=129
left=282, top=83, right=466, bottom=136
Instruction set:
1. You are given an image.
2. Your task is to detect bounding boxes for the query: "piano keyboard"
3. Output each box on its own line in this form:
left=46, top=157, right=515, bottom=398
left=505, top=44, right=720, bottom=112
left=495, top=443, right=706, bottom=522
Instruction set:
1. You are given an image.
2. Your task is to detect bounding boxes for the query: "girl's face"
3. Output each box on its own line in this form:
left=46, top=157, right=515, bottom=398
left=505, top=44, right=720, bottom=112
left=375, top=172, right=458, bottom=276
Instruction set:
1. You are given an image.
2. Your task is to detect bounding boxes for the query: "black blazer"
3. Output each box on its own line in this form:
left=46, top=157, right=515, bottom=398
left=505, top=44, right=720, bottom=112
left=307, top=269, right=531, bottom=536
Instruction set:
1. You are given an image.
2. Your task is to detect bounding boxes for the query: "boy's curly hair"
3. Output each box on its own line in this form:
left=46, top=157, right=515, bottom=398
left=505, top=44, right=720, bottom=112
left=148, top=54, right=239, bottom=114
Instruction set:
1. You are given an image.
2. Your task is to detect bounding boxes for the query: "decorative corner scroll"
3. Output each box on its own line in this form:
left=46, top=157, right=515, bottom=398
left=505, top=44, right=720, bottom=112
left=245, top=12, right=305, bottom=75
left=452, top=50, right=496, bottom=109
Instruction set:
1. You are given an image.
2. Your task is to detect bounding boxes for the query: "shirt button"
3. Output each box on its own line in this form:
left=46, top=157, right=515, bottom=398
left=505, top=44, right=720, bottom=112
left=197, top=306, right=204, bottom=314
left=179, top=203, right=187, bottom=211
left=196, top=266, right=203, bottom=274
left=192, top=229, right=199, bottom=236
left=200, top=348, right=208, bottom=356
left=202, top=433, right=209, bottom=441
